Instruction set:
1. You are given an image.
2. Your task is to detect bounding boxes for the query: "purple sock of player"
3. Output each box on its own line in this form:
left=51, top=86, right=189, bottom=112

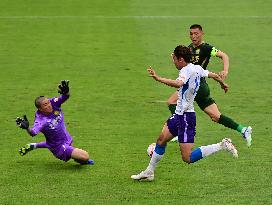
left=35, top=142, right=48, bottom=149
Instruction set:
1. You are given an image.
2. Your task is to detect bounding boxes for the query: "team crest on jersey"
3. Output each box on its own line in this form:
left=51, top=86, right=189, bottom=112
left=195, top=49, right=200, bottom=54
left=48, top=113, right=62, bottom=129
left=54, top=110, right=60, bottom=116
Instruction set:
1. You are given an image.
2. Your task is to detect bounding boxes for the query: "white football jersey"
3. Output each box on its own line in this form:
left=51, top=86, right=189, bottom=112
left=175, top=63, right=209, bottom=115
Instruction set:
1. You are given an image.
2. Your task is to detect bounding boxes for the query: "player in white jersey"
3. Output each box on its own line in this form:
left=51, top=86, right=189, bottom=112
left=175, top=63, right=208, bottom=115
left=131, top=45, right=238, bottom=181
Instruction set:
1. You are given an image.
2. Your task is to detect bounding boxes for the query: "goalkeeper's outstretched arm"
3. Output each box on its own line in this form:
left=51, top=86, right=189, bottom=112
left=16, top=115, right=41, bottom=137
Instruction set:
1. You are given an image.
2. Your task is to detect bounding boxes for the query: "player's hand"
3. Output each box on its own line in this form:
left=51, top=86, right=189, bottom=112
left=16, top=115, right=29, bottom=129
left=218, top=70, right=228, bottom=81
left=147, top=66, right=159, bottom=81
left=220, top=82, right=229, bottom=93
left=58, top=80, right=69, bottom=95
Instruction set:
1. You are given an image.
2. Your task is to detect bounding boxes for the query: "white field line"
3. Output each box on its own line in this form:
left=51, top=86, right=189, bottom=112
left=0, top=15, right=271, bottom=19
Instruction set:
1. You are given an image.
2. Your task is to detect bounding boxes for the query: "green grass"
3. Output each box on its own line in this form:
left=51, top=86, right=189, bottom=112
left=0, top=0, right=271, bottom=204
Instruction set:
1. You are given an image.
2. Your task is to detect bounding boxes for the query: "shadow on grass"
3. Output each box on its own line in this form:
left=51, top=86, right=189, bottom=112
left=15, top=158, right=92, bottom=172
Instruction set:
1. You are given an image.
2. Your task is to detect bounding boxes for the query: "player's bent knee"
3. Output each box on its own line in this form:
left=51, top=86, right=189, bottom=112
left=81, top=150, right=89, bottom=161
left=72, top=148, right=89, bottom=161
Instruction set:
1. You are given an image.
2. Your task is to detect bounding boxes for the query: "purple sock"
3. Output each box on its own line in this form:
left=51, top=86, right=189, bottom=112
left=35, top=142, right=48, bottom=149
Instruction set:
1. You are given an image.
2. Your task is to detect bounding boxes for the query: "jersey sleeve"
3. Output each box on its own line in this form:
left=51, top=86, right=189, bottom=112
left=204, top=43, right=218, bottom=57
left=29, top=115, right=44, bottom=136
left=177, top=68, right=190, bottom=84
left=51, top=94, right=70, bottom=108
left=196, top=65, right=209, bottom=77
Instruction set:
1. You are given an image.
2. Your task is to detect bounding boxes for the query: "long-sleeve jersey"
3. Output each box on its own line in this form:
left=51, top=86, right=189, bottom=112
left=29, top=95, right=72, bottom=149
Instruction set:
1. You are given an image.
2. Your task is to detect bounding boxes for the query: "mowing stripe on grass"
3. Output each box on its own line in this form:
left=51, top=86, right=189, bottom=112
left=0, top=15, right=271, bottom=19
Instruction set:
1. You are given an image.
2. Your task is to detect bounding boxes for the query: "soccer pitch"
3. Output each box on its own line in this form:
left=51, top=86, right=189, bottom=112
left=0, top=0, right=271, bottom=204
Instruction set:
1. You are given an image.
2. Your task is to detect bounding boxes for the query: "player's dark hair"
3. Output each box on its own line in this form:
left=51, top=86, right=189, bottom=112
left=190, top=24, right=203, bottom=31
left=35, top=96, right=46, bottom=108
left=174, top=45, right=192, bottom=63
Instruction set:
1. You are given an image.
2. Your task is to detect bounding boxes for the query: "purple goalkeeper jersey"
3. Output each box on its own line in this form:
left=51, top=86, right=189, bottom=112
left=29, top=95, right=73, bottom=149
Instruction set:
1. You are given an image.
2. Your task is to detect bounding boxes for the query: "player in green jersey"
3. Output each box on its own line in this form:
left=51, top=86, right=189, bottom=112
left=168, top=24, right=252, bottom=146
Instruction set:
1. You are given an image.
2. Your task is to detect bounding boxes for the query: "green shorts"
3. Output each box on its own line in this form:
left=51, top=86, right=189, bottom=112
left=194, top=78, right=215, bottom=110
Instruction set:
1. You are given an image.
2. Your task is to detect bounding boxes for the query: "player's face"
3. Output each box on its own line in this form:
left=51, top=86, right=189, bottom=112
left=190, top=28, right=204, bottom=46
left=171, top=54, right=183, bottom=70
left=39, top=98, right=53, bottom=114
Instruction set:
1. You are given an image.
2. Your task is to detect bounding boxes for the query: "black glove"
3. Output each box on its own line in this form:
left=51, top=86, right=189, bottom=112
left=58, top=80, right=69, bottom=95
left=16, top=115, right=29, bottom=129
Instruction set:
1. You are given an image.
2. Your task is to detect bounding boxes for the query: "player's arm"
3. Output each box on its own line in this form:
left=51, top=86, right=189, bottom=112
left=208, top=71, right=229, bottom=93
left=211, top=47, right=229, bottom=80
left=16, top=115, right=43, bottom=137
left=147, top=67, right=183, bottom=88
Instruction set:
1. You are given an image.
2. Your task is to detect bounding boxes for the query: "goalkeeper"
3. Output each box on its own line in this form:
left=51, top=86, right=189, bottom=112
left=16, top=80, right=94, bottom=165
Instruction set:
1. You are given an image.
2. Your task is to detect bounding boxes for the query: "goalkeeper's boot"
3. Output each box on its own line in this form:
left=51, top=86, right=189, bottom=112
left=19, top=144, right=34, bottom=156
left=87, top=159, right=94, bottom=165
left=242, top=126, right=252, bottom=147
left=221, top=138, right=238, bottom=158
left=131, top=170, right=154, bottom=181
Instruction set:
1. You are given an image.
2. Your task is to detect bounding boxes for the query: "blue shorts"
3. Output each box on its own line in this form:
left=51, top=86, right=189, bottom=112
left=167, top=112, right=196, bottom=143
left=49, top=141, right=75, bottom=162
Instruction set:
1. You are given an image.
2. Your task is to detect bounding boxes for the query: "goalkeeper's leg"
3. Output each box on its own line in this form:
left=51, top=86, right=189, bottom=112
left=71, top=148, right=94, bottom=165
left=19, top=142, right=48, bottom=156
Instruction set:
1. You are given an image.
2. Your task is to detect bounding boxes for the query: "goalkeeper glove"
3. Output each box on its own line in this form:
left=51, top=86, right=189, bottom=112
left=16, top=115, right=29, bottom=129
left=58, top=80, right=69, bottom=95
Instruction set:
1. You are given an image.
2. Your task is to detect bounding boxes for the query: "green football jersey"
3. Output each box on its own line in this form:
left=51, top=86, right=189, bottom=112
left=188, top=42, right=218, bottom=70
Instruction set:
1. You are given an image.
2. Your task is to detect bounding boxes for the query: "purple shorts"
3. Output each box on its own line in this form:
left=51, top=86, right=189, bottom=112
left=167, top=112, right=196, bottom=143
left=49, top=141, right=75, bottom=162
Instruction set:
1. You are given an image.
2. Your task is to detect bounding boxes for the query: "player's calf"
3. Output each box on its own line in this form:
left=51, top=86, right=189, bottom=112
left=181, top=155, right=191, bottom=164
left=71, top=148, right=94, bottom=165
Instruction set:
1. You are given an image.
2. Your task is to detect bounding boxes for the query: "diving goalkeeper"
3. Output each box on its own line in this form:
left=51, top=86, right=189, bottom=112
left=16, top=80, right=94, bottom=165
